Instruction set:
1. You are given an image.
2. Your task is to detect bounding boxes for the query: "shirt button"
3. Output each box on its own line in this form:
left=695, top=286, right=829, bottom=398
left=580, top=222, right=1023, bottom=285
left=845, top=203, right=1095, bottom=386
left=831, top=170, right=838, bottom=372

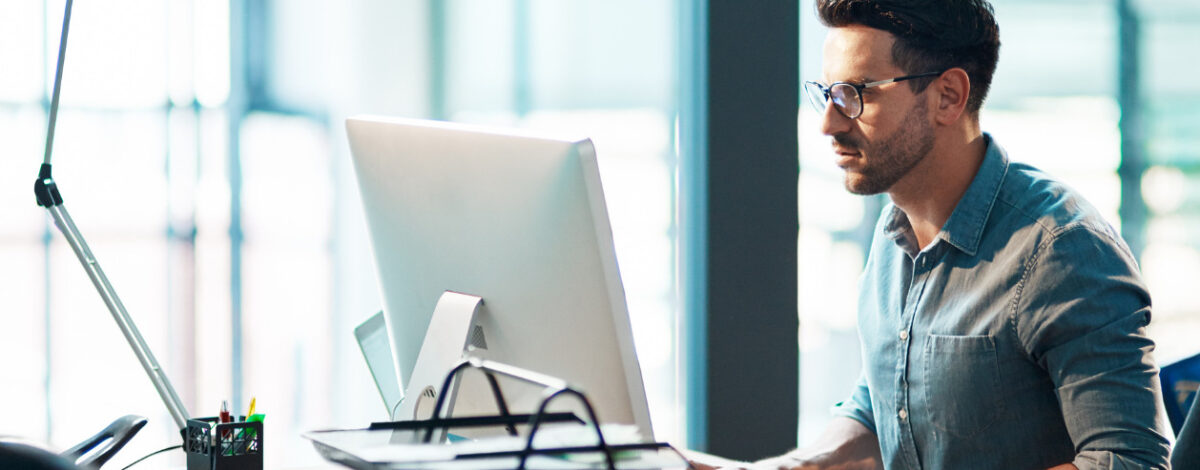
left=899, top=330, right=909, bottom=341
left=899, top=409, right=908, bottom=420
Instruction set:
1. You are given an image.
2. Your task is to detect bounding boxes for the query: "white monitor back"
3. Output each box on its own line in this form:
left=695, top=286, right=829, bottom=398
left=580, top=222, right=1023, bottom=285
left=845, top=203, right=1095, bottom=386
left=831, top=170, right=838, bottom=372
left=346, top=116, right=653, bottom=439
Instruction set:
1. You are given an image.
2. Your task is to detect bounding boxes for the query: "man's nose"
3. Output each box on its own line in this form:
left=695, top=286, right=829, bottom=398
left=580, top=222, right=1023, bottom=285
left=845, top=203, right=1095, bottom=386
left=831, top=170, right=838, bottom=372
left=818, top=100, right=851, bottom=137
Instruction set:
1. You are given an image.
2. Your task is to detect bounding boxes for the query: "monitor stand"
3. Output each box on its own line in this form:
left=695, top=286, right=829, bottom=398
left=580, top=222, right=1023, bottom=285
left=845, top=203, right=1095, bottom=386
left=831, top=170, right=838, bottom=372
left=394, top=291, right=485, bottom=423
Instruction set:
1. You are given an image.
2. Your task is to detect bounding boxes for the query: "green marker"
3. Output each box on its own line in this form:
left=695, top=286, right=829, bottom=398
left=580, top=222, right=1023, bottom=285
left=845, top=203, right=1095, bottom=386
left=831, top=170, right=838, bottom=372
left=242, top=414, right=264, bottom=453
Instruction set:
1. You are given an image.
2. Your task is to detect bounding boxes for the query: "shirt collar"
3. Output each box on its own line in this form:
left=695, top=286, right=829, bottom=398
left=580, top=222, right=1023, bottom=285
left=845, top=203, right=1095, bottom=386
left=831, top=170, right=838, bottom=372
left=882, top=133, right=1008, bottom=258
left=939, top=133, right=1008, bottom=256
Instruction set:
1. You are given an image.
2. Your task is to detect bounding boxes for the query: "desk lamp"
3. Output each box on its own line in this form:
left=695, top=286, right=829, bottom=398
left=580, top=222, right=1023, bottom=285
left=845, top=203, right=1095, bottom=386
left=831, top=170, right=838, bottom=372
left=32, top=0, right=192, bottom=448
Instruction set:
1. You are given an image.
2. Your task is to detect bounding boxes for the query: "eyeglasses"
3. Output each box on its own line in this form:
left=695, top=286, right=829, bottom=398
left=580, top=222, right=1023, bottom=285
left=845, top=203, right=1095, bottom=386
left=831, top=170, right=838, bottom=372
left=804, top=71, right=945, bottom=119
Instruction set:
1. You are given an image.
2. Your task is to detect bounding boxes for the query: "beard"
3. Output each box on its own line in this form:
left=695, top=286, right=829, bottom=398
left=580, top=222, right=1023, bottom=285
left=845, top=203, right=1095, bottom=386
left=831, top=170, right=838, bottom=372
left=837, top=99, right=935, bottom=195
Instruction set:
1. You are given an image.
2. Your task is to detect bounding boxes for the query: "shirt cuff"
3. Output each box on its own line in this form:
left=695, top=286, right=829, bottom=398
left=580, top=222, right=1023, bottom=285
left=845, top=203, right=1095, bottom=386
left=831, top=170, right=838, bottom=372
left=1072, top=449, right=1168, bottom=470
left=831, top=401, right=876, bottom=435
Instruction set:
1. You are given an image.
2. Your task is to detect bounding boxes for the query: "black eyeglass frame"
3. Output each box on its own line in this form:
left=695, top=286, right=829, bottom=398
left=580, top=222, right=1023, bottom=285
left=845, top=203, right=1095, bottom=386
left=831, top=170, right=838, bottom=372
left=804, top=70, right=946, bottom=119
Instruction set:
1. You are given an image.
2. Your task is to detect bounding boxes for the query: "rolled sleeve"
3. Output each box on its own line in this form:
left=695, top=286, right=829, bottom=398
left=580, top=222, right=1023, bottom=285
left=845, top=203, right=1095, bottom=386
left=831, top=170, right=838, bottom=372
left=1074, top=449, right=1170, bottom=470
left=1015, top=225, right=1171, bottom=469
left=832, top=372, right=876, bottom=435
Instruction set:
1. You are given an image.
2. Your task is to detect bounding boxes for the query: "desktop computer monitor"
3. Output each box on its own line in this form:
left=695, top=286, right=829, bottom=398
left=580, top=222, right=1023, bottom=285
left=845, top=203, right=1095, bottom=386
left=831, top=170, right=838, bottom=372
left=346, top=116, right=654, bottom=440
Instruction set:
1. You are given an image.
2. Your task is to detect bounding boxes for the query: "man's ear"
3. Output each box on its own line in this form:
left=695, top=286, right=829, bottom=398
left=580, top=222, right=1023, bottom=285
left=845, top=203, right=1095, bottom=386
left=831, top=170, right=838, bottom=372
left=932, top=68, right=971, bottom=125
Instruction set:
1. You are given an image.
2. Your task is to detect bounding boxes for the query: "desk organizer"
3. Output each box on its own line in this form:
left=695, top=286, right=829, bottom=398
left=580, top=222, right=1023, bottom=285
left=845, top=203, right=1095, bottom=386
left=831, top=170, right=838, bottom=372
left=340, top=358, right=689, bottom=470
left=183, top=416, right=263, bottom=470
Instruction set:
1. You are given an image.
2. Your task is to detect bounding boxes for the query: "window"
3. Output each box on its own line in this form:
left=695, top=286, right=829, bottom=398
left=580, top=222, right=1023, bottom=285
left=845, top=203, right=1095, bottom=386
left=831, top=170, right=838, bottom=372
left=1, top=1, right=683, bottom=467
left=0, top=1, right=231, bottom=467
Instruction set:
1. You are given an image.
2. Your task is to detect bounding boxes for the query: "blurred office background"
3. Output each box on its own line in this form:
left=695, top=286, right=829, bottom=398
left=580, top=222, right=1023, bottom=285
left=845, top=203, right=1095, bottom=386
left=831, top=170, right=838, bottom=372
left=0, top=0, right=1195, bottom=467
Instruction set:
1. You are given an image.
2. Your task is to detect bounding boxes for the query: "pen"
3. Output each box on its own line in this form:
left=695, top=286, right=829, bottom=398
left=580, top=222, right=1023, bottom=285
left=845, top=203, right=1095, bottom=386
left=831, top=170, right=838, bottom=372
left=219, top=400, right=231, bottom=423
left=218, top=400, right=233, bottom=454
left=245, top=397, right=256, bottom=421
left=231, top=396, right=257, bottom=443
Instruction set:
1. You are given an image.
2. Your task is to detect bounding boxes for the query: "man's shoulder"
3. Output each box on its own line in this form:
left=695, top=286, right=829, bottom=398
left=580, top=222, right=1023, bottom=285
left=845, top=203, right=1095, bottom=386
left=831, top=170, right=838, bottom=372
left=992, top=161, right=1118, bottom=244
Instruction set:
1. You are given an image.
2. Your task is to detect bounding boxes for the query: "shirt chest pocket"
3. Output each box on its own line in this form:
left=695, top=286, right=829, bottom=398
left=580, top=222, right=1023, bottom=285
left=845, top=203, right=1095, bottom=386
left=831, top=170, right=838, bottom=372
left=922, top=334, right=1006, bottom=439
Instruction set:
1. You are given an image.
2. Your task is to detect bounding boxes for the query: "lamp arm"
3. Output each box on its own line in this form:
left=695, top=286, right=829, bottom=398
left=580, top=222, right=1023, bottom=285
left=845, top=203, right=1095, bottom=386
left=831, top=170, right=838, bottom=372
left=44, top=201, right=192, bottom=432
left=34, top=0, right=191, bottom=432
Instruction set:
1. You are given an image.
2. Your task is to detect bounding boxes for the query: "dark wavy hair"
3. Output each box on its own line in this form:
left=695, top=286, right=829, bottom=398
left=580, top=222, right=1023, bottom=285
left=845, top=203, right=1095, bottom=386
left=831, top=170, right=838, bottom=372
left=816, top=0, right=1001, bottom=114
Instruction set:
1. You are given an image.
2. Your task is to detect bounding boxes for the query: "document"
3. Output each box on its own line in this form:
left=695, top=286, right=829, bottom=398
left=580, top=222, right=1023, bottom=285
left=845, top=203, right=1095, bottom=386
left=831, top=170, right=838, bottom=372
left=307, top=424, right=687, bottom=469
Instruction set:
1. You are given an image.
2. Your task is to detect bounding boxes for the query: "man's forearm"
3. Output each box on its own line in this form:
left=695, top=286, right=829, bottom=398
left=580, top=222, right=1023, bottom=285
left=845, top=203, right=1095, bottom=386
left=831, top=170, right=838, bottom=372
left=754, top=417, right=883, bottom=470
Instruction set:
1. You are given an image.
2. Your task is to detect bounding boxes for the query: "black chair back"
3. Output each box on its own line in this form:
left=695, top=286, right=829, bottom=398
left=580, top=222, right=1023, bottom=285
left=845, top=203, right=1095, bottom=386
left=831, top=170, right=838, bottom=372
left=0, top=442, right=79, bottom=470
left=1173, top=398, right=1200, bottom=469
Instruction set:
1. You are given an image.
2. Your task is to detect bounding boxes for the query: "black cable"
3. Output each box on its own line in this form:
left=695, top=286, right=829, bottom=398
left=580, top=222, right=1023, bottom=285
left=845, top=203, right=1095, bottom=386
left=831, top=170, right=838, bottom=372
left=119, top=444, right=182, bottom=470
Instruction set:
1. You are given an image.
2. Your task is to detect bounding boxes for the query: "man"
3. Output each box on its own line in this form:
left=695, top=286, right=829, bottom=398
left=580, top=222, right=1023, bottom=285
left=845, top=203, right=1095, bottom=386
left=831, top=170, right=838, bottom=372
left=691, top=0, right=1171, bottom=469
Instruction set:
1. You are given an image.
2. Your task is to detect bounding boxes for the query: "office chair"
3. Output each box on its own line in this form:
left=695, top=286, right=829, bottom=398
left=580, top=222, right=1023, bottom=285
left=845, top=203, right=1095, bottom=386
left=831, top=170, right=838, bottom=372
left=1173, top=397, right=1200, bottom=469
left=0, top=415, right=146, bottom=470
left=1162, top=353, right=1200, bottom=435
left=60, top=415, right=147, bottom=469
left=0, top=442, right=79, bottom=470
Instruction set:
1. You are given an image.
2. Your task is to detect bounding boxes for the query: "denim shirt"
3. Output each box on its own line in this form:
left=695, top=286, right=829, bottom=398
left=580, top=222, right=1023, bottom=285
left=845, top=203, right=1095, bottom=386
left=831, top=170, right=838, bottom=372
left=833, top=135, right=1172, bottom=469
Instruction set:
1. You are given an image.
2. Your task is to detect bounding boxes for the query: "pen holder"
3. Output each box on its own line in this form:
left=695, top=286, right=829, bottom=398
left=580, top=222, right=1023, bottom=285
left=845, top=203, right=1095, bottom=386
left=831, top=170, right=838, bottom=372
left=184, top=417, right=263, bottom=470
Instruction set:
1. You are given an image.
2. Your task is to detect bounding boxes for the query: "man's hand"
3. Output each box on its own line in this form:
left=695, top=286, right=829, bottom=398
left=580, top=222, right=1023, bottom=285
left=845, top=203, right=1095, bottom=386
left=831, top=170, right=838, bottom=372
left=682, top=449, right=751, bottom=469
left=680, top=417, right=882, bottom=470
left=686, top=461, right=720, bottom=470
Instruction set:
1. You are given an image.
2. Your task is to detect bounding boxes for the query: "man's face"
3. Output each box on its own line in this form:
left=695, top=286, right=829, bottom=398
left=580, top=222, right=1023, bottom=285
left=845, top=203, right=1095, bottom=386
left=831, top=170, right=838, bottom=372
left=820, top=26, right=935, bottom=195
